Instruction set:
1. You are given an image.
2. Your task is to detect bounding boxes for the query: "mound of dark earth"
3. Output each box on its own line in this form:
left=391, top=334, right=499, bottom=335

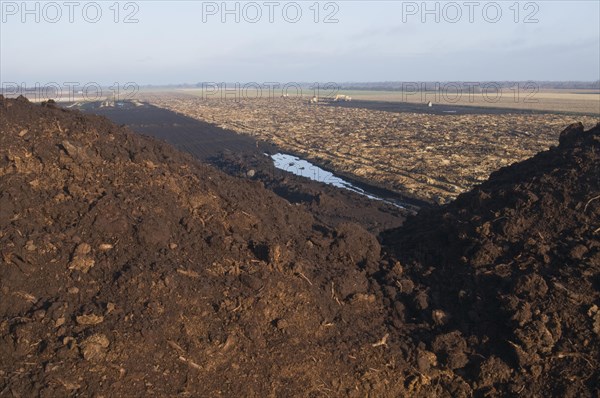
left=381, top=122, right=600, bottom=396
left=0, top=97, right=407, bottom=397
left=1, top=96, right=598, bottom=397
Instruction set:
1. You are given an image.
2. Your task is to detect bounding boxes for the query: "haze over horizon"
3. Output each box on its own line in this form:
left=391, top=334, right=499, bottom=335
left=1, top=1, right=599, bottom=86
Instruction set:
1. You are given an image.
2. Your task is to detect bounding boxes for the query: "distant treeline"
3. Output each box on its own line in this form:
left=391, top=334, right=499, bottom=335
left=3, top=81, right=598, bottom=95
left=333, top=81, right=600, bottom=91
left=180, top=81, right=600, bottom=91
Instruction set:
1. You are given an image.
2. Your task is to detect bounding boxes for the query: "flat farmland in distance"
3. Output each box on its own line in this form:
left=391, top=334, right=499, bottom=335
left=329, top=89, right=600, bottom=115
left=142, top=92, right=600, bottom=204
left=174, top=88, right=600, bottom=115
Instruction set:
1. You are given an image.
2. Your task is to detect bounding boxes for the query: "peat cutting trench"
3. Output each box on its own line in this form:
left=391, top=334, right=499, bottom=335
left=83, top=101, right=425, bottom=233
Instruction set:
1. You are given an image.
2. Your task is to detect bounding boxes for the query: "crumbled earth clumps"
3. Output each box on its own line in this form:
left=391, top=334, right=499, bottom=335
left=1, top=96, right=598, bottom=397
left=0, top=96, right=402, bottom=397
left=381, top=121, right=600, bottom=396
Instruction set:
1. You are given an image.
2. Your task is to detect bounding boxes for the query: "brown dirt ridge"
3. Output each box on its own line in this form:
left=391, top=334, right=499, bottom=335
left=0, top=96, right=598, bottom=397
left=380, top=121, right=600, bottom=396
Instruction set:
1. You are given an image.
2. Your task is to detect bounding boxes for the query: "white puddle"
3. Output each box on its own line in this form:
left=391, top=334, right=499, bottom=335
left=270, top=153, right=404, bottom=208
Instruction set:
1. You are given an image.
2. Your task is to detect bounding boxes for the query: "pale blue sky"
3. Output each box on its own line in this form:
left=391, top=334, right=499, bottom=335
left=1, top=1, right=599, bottom=85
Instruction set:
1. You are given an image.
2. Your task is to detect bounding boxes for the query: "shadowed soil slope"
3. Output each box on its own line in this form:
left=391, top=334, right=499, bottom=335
left=381, top=122, right=600, bottom=396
